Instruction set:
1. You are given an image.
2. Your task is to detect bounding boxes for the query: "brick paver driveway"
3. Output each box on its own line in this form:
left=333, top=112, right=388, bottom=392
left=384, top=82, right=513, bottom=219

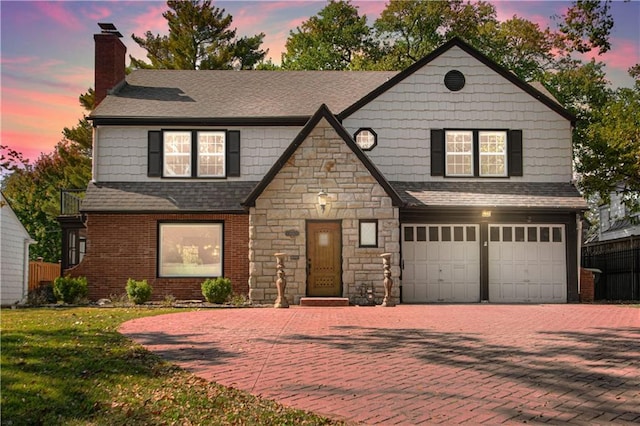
left=120, top=305, right=639, bottom=424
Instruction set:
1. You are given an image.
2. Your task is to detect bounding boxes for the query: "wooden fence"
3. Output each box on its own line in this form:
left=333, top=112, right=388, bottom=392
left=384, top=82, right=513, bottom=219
left=28, top=260, right=61, bottom=291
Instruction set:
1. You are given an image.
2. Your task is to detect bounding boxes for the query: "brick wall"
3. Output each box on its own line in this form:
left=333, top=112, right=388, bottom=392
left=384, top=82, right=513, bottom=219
left=69, top=213, right=249, bottom=301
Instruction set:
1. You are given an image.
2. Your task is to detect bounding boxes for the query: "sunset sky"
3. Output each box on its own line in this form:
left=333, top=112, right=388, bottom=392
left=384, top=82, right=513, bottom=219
left=1, top=0, right=639, bottom=164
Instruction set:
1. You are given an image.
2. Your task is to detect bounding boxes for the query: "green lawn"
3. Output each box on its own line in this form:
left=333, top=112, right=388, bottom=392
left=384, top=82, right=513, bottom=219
left=1, top=307, right=342, bottom=425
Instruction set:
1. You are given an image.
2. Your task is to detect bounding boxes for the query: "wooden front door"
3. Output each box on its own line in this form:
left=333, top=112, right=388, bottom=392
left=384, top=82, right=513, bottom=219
left=307, top=221, right=342, bottom=297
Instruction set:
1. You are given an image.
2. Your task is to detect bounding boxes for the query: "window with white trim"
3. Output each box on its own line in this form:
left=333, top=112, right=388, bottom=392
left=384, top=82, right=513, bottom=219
left=159, top=222, right=223, bottom=277
left=163, top=131, right=226, bottom=178
left=479, top=131, right=507, bottom=176
left=445, top=130, right=473, bottom=176
left=164, top=131, right=192, bottom=177
left=445, top=130, right=509, bottom=177
left=197, top=132, right=225, bottom=177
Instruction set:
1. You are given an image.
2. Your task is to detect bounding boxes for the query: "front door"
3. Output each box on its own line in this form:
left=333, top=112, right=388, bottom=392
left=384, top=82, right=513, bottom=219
left=307, top=221, right=342, bottom=297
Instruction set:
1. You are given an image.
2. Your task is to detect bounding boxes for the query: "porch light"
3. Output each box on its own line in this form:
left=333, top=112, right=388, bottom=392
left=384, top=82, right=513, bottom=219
left=481, top=210, right=492, bottom=218
left=317, top=190, right=328, bottom=212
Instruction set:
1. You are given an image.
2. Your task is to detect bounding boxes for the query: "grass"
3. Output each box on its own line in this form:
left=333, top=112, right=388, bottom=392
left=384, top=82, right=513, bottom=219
left=0, top=307, right=343, bottom=425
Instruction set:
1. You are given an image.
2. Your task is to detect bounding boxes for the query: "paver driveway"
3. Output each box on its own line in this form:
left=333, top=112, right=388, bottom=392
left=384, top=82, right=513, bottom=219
left=120, top=305, right=639, bottom=424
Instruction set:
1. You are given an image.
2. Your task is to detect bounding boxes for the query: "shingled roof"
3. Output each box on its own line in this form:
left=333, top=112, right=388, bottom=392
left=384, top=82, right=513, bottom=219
left=81, top=181, right=258, bottom=213
left=392, top=182, right=587, bottom=210
left=90, top=70, right=397, bottom=123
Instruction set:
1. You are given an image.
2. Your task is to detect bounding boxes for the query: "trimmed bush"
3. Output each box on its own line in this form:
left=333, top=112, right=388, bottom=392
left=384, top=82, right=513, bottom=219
left=201, top=277, right=232, bottom=304
left=126, top=279, right=153, bottom=305
left=53, top=276, right=88, bottom=304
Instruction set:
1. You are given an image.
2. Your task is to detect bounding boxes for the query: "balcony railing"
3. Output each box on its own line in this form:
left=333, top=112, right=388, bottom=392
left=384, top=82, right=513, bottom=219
left=60, top=189, right=85, bottom=216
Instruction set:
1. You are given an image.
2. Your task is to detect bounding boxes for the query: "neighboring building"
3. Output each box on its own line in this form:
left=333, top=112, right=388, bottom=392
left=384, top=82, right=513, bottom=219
left=582, top=187, right=639, bottom=301
left=62, top=24, right=587, bottom=304
left=596, top=189, right=640, bottom=243
left=1, top=193, right=35, bottom=305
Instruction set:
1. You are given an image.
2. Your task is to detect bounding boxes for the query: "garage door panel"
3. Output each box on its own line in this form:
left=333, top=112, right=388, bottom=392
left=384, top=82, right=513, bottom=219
left=402, top=224, right=479, bottom=303
left=489, top=224, right=566, bottom=303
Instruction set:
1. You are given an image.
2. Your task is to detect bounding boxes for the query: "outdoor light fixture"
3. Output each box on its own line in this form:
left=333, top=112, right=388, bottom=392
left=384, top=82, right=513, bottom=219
left=317, top=190, right=328, bottom=212
left=481, top=210, right=492, bottom=218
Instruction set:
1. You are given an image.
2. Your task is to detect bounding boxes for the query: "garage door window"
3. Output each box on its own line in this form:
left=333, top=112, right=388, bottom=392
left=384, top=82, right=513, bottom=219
left=490, top=226, right=563, bottom=243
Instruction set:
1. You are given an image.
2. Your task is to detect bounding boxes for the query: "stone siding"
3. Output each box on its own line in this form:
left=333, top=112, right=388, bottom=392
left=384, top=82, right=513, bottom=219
left=249, top=118, right=400, bottom=305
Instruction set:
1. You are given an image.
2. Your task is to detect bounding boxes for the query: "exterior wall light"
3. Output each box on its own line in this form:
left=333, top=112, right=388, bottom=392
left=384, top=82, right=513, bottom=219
left=317, top=190, right=328, bottom=212
left=481, top=210, right=492, bottom=218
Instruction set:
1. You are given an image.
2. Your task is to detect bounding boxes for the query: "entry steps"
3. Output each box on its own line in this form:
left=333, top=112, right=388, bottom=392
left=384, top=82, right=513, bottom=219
left=299, top=297, right=350, bottom=307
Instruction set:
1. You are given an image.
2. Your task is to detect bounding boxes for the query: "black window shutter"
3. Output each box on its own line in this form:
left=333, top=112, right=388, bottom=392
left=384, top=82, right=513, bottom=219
left=148, top=131, right=162, bottom=177
left=226, top=130, right=241, bottom=177
left=508, top=130, right=523, bottom=177
left=431, top=129, right=444, bottom=176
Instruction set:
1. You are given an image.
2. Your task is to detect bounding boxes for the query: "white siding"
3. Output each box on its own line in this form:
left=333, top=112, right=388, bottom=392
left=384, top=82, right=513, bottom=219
left=343, top=46, right=573, bottom=183
left=1, top=195, right=32, bottom=305
left=95, top=126, right=302, bottom=182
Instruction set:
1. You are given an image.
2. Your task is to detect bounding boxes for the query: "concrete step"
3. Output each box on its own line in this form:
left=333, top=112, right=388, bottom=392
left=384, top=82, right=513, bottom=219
left=299, top=297, right=350, bottom=307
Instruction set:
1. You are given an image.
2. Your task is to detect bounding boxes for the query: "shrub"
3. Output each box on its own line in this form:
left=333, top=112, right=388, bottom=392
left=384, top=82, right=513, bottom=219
left=126, top=279, right=153, bottom=305
left=53, top=276, right=88, bottom=304
left=201, top=277, right=232, bottom=304
left=27, top=283, right=56, bottom=306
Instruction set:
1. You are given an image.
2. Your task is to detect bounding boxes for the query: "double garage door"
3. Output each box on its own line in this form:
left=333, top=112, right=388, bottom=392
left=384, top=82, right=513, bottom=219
left=402, top=224, right=566, bottom=303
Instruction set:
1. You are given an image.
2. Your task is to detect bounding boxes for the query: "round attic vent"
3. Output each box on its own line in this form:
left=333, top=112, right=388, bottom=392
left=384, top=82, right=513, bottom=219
left=444, top=70, right=465, bottom=91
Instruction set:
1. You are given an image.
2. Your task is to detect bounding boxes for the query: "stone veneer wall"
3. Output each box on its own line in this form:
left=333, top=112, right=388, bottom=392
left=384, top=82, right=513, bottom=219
left=249, top=118, right=400, bottom=305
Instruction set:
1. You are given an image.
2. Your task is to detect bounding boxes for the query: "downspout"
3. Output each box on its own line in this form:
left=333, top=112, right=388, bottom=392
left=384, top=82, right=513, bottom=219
left=92, top=126, right=99, bottom=182
left=576, top=213, right=582, bottom=296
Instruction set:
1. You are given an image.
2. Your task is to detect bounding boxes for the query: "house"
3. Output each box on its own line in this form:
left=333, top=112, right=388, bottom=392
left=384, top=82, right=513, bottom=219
left=62, top=24, right=587, bottom=304
left=582, top=187, right=639, bottom=300
left=1, top=193, right=35, bottom=305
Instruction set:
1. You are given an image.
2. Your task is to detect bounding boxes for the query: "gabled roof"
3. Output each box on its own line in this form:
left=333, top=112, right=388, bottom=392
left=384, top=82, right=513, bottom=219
left=90, top=70, right=396, bottom=125
left=338, top=37, right=575, bottom=124
left=243, top=104, right=404, bottom=207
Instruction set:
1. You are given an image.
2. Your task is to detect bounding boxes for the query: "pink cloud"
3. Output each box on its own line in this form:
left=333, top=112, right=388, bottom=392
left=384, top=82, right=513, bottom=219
left=129, top=4, right=169, bottom=36
left=84, top=5, right=113, bottom=21
left=2, top=130, right=61, bottom=162
left=0, top=56, right=38, bottom=66
left=581, top=38, right=640, bottom=71
left=352, top=0, right=386, bottom=20
left=33, top=2, right=84, bottom=31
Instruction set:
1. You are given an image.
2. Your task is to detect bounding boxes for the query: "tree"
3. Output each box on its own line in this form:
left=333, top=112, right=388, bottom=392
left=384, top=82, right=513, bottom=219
left=1, top=90, right=93, bottom=262
left=576, top=80, right=640, bottom=212
left=372, top=0, right=498, bottom=70
left=557, top=0, right=614, bottom=54
left=281, top=0, right=374, bottom=70
left=130, top=0, right=267, bottom=70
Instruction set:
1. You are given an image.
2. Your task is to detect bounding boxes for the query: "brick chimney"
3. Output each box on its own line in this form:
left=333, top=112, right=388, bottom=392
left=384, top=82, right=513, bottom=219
left=94, top=23, right=126, bottom=107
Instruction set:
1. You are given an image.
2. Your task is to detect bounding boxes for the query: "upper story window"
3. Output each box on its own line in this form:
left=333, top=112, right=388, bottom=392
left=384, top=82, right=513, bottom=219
left=148, top=130, right=240, bottom=179
left=354, top=128, right=377, bottom=151
left=163, top=131, right=225, bottom=178
left=446, top=131, right=473, bottom=176
left=478, top=131, right=507, bottom=177
left=432, top=129, right=520, bottom=178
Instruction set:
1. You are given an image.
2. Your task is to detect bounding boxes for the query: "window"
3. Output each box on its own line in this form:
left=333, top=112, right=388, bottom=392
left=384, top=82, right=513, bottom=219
left=354, top=128, right=377, bottom=151
left=359, top=220, right=378, bottom=247
left=479, top=131, right=507, bottom=176
left=431, top=129, right=521, bottom=177
left=164, top=131, right=192, bottom=177
left=149, top=130, right=240, bottom=178
left=446, top=131, right=473, bottom=176
left=198, top=132, right=225, bottom=177
left=159, top=223, right=223, bottom=277
left=163, top=131, right=225, bottom=178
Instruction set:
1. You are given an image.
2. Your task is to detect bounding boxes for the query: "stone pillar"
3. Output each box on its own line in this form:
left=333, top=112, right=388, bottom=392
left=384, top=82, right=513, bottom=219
left=380, top=253, right=395, bottom=307
left=274, top=253, right=289, bottom=308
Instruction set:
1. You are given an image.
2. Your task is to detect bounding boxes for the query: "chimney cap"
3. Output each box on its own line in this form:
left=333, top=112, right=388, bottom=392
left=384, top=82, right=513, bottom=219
left=98, top=22, right=123, bottom=38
